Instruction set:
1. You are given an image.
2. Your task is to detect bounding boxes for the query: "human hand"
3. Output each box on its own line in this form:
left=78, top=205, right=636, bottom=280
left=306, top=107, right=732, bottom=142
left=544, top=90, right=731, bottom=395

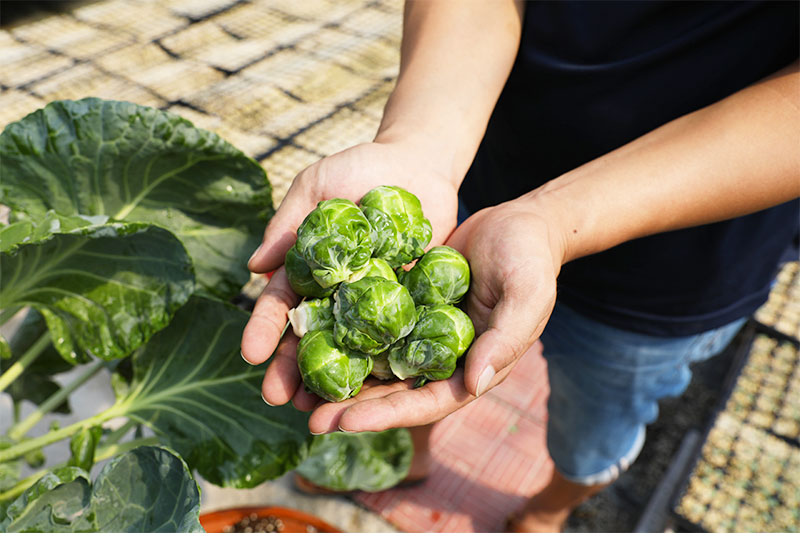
left=240, top=140, right=459, bottom=402
left=301, top=199, right=567, bottom=434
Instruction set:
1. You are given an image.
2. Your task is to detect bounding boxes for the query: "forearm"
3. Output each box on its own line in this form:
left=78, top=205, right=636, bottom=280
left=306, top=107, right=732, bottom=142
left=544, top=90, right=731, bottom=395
left=375, top=0, right=524, bottom=186
left=523, top=63, right=800, bottom=264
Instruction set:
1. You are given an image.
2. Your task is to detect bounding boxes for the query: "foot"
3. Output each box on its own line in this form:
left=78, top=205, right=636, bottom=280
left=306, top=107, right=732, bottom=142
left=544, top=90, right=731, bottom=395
left=505, top=507, right=570, bottom=533
left=505, top=468, right=609, bottom=532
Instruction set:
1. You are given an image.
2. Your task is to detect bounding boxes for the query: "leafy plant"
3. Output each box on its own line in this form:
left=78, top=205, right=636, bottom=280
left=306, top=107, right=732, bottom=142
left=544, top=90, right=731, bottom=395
left=0, top=98, right=321, bottom=532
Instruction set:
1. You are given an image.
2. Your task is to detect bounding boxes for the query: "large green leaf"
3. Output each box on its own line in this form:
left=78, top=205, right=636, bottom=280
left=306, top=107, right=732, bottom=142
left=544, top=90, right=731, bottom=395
left=119, top=295, right=312, bottom=488
left=0, top=219, right=194, bottom=363
left=0, top=97, right=273, bottom=298
left=0, top=447, right=203, bottom=532
left=296, top=429, right=413, bottom=492
left=91, top=446, right=203, bottom=532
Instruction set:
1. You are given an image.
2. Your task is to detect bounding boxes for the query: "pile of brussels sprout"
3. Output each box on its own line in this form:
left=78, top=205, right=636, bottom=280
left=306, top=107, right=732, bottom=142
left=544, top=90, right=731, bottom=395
left=284, top=186, right=475, bottom=402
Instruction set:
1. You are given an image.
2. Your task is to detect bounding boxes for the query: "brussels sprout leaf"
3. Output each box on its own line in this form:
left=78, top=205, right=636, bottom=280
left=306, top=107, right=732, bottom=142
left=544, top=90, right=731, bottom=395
left=0, top=219, right=194, bottom=364
left=118, top=295, right=312, bottom=488
left=0, top=98, right=272, bottom=298
left=0, top=447, right=203, bottom=533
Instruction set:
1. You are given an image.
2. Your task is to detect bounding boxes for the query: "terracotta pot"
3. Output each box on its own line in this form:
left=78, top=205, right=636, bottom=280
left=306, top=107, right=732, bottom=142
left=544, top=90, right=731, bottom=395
left=200, top=506, right=341, bottom=533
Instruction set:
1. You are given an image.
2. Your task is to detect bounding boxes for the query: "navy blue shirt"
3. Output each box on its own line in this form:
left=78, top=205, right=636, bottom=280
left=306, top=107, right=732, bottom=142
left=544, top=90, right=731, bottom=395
left=460, top=0, right=799, bottom=336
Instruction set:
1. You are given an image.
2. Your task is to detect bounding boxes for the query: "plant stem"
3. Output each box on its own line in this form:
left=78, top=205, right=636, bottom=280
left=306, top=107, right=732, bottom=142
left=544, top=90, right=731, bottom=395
left=0, top=434, right=159, bottom=505
left=100, top=419, right=136, bottom=447
left=0, top=331, right=51, bottom=394
left=94, top=435, right=159, bottom=462
left=0, top=467, right=50, bottom=504
left=0, top=405, right=124, bottom=464
left=7, top=360, right=107, bottom=441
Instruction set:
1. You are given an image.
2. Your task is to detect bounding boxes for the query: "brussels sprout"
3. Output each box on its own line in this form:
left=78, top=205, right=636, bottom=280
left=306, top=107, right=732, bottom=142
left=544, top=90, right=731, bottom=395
left=295, top=198, right=375, bottom=289
left=399, top=246, right=470, bottom=306
left=297, top=329, right=373, bottom=402
left=288, top=297, right=334, bottom=338
left=388, top=304, right=475, bottom=381
left=333, top=277, right=417, bottom=355
left=346, top=257, right=398, bottom=283
left=284, top=245, right=335, bottom=298
left=371, top=352, right=394, bottom=380
left=359, top=186, right=432, bottom=267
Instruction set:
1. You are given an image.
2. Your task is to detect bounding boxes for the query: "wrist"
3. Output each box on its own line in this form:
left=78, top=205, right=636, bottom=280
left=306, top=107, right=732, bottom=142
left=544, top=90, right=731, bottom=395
left=511, top=186, right=588, bottom=268
left=373, top=124, right=467, bottom=189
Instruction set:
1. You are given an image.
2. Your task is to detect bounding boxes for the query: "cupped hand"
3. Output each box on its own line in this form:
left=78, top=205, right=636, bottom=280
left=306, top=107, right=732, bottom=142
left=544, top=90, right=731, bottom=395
left=240, top=140, right=459, bottom=404
left=302, top=200, right=567, bottom=434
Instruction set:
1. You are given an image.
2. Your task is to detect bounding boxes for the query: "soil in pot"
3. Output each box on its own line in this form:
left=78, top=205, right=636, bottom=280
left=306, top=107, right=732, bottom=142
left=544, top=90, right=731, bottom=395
left=200, top=506, right=341, bottom=533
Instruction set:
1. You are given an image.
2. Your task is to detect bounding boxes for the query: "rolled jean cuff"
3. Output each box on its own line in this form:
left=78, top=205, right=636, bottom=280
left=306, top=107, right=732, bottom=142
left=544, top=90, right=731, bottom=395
left=556, top=426, right=646, bottom=486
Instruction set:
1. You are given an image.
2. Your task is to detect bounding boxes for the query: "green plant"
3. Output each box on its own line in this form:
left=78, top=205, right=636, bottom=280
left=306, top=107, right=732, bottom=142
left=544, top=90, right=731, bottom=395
left=0, top=98, right=408, bottom=532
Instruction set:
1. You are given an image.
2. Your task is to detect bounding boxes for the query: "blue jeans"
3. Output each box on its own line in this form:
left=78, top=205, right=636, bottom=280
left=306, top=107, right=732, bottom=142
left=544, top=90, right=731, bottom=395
left=541, top=302, right=746, bottom=485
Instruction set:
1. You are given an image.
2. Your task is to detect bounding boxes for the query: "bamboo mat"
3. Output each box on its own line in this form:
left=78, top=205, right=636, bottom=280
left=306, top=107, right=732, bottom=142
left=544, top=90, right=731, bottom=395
left=0, top=0, right=401, bottom=205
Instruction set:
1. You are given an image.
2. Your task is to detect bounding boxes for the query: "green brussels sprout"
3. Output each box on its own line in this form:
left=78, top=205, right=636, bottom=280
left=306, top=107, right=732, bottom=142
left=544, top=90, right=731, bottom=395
left=346, top=257, right=398, bottom=283
left=284, top=245, right=335, bottom=298
left=297, top=329, right=373, bottom=402
left=371, top=352, right=394, bottom=381
left=398, top=246, right=470, bottom=306
left=388, top=304, right=475, bottom=381
left=288, top=297, right=334, bottom=338
left=359, top=185, right=432, bottom=267
left=295, top=198, right=375, bottom=289
left=333, top=277, right=417, bottom=356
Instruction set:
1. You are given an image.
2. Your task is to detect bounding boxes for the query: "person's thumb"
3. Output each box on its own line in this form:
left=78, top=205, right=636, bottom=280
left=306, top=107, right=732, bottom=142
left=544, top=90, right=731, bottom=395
left=463, top=288, right=554, bottom=398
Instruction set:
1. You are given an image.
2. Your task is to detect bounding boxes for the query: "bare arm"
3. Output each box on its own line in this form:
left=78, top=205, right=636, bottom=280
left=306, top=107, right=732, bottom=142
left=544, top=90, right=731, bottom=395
left=374, top=0, right=525, bottom=187
left=524, top=62, right=800, bottom=268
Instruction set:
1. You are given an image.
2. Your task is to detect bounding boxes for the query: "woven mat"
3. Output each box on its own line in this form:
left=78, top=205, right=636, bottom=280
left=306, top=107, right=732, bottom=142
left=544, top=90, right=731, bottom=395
left=755, top=262, right=800, bottom=343
left=0, top=0, right=399, bottom=206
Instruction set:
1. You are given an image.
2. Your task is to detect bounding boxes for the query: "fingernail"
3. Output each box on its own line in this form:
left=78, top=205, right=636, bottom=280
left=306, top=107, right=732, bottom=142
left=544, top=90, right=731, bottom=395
left=261, top=392, right=275, bottom=407
left=338, top=426, right=356, bottom=434
left=240, top=350, right=257, bottom=366
left=248, top=243, right=263, bottom=265
left=476, top=365, right=495, bottom=397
